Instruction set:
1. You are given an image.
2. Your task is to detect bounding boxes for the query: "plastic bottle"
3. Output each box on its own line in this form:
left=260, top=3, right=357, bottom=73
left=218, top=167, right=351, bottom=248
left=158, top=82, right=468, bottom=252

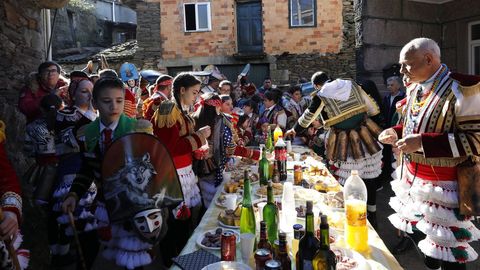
left=343, top=170, right=368, bottom=252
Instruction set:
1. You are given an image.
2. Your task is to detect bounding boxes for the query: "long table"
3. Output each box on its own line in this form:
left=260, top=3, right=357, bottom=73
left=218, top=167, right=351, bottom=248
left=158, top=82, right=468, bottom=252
left=170, top=177, right=404, bottom=270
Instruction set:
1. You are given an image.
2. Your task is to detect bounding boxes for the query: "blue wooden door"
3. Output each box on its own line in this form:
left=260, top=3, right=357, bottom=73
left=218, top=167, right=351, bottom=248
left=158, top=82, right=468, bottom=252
left=237, top=1, right=263, bottom=53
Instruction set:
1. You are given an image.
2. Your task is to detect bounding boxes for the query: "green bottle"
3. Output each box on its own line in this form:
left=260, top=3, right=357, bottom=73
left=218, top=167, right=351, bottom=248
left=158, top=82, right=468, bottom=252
left=240, top=170, right=256, bottom=236
left=263, top=181, right=279, bottom=245
left=266, top=125, right=274, bottom=153
left=296, top=201, right=319, bottom=270
left=312, top=215, right=336, bottom=270
left=259, top=147, right=269, bottom=186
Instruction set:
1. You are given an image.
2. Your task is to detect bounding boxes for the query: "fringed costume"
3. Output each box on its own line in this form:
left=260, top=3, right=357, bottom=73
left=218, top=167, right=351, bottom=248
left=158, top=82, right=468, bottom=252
left=388, top=65, right=480, bottom=265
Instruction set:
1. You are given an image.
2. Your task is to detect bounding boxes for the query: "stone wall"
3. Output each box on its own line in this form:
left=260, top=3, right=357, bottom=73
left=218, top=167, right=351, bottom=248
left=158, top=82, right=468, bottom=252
left=276, top=0, right=356, bottom=83
left=357, top=0, right=442, bottom=94
left=51, top=7, right=106, bottom=56
left=440, top=0, right=480, bottom=74
left=133, top=0, right=161, bottom=70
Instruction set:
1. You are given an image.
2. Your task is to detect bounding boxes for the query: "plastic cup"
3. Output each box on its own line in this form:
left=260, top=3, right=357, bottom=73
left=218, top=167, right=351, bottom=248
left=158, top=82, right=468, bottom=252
left=240, top=233, right=256, bottom=263
left=223, top=171, right=232, bottom=182
left=224, top=194, right=237, bottom=210
left=257, top=202, right=267, bottom=221
left=293, top=153, right=301, bottom=161
left=286, top=140, right=292, bottom=153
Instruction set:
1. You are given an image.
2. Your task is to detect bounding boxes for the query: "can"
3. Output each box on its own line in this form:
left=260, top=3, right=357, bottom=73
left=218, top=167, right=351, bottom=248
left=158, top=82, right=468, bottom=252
left=254, top=248, right=272, bottom=270
left=264, top=259, right=282, bottom=270
left=294, top=165, right=303, bottom=185
left=221, top=231, right=236, bottom=261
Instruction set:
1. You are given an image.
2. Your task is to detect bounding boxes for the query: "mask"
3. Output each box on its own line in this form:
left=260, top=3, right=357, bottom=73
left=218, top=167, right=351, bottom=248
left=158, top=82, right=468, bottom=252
left=132, top=208, right=163, bottom=244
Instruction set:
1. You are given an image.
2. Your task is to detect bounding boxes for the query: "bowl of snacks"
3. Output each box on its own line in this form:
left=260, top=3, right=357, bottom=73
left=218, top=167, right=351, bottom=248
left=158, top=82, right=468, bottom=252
left=196, top=227, right=240, bottom=250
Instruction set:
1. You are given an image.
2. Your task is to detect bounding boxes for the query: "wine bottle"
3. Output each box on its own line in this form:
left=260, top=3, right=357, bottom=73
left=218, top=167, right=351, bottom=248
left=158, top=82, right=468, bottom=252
left=240, top=170, right=256, bottom=238
left=259, top=146, right=270, bottom=186
left=296, top=201, right=319, bottom=270
left=266, top=125, right=274, bottom=153
left=257, top=221, right=272, bottom=252
left=263, top=181, right=279, bottom=245
left=277, top=232, right=292, bottom=270
left=312, top=215, right=336, bottom=270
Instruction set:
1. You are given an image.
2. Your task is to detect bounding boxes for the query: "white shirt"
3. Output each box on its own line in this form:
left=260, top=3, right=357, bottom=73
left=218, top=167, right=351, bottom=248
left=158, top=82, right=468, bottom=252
left=419, top=65, right=443, bottom=93
left=99, top=120, right=119, bottom=152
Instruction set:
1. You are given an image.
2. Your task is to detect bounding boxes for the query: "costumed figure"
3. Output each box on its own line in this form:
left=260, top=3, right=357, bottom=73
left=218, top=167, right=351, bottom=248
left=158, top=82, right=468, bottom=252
left=260, top=90, right=289, bottom=130
left=286, top=71, right=384, bottom=225
left=24, top=94, right=63, bottom=206
left=101, top=133, right=182, bottom=269
left=193, top=94, right=260, bottom=207
left=0, top=121, right=29, bottom=270
left=380, top=38, right=479, bottom=268
left=151, top=73, right=211, bottom=266
left=61, top=78, right=154, bottom=269
left=142, top=75, right=173, bottom=121
left=49, top=74, right=98, bottom=267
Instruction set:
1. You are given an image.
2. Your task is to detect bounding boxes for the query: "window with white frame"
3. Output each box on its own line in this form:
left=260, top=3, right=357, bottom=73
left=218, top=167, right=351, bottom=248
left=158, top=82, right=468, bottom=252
left=469, top=22, right=480, bottom=75
left=184, top=2, right=211, bottom=32
left=289, top=0, right=316, bottom=27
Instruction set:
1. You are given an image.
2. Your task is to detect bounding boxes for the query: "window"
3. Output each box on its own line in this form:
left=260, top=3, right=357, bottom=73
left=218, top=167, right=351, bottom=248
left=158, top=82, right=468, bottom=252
left=469, top=22, right=480, bottom=75
left=184, top=2, right=211, bottom=32
left=289, top=0, right=316, bottom=27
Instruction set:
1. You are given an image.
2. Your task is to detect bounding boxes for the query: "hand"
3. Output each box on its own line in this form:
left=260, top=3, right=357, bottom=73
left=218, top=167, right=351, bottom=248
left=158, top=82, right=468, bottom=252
left=62, top=195, right=77, bottom=214
left=285, top=129, right=296, bottom=138
left=378, top=128, right=398, bottom=145
left=0, top=211, right=18, bottom=241
left=395, top=134, right=422, bottom=154
left=198, top=126, right=211, bottom=139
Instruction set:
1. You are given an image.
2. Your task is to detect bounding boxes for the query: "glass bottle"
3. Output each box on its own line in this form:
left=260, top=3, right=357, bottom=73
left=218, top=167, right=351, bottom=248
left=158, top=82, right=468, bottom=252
left=240, top=170, right=256, bottom=237
left=263, top=181, right=279, bottom=245
left=312, top=215, right=336, bottom=270
left=257, top=221, right=272, bottom=252
left=274, top=136, right=287, bottom=182
left=266, top=125, right=274, bottom=153
left=344, top=170, right=368, bottom=252
left=259, top=146, right=270, bottom=186
left=277, top=232, right=292, bottom=270
left=295, top=201, right=319, bottom=270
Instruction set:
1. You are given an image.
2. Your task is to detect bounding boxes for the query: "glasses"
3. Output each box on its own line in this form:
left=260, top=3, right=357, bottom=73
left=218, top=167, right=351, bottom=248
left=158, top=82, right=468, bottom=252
left=43, top=69, right=59, bottom=75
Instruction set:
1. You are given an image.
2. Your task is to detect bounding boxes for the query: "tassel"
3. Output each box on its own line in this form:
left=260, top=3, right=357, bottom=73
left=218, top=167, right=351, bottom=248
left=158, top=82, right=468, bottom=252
left=175, top=202, right=191, bottom=220
left=450, top=226, right=472, bottom=241
left=451, top=246, right=469, bottom=263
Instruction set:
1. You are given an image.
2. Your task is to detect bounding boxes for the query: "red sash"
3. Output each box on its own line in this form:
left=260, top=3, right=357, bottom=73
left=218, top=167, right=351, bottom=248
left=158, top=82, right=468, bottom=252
left=406, top=162, right=457, bottom=181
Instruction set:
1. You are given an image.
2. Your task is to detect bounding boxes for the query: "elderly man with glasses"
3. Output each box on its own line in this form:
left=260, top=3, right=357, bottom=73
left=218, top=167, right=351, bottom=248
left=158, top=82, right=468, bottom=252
left=18, top=61, right=68, bottom=123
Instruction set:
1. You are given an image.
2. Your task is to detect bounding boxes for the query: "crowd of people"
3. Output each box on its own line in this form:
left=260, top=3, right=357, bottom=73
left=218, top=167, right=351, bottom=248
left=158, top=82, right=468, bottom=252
left=0, top=37, right=477, bottom=270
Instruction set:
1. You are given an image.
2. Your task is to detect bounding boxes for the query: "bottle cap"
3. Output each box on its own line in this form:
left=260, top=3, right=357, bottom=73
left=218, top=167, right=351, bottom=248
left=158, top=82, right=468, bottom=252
left=260, top=220, right=266, bottom=228
left=351, top=170, right=359, bottom=176
left=320, top=214, right=328, bottom=224
left=306, top=200, right=313, bottom=212
left=293, top=224, right=303, bottom=231
left=278, top=232, right=287, bottom=241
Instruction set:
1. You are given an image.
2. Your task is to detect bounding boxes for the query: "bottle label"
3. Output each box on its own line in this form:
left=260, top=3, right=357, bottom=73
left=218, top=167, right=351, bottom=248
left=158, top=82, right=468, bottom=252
left=303, top=260, right=313, bottom=270
left=346, top=203, right=367, bottom=227
left=275, top=147, right=287, bottom=161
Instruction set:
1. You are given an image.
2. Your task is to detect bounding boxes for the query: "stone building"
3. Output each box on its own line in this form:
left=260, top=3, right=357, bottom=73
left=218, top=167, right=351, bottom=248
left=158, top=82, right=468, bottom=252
left=357, top=0, right=480, bottom=92
left=127, top=0, right=356, bottom=86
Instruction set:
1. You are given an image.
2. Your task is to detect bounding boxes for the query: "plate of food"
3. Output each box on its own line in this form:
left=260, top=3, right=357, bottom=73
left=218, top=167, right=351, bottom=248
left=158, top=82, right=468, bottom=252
left=218, top=207, right=241, bottom=229
left=332, top=247, right=369, bottom=270
left=255, top=182, right=283, bottom=198
left=196, top=227, right=240, bottom=251
left=323, top=191, right=345, bottom=211
left=295, top=188, right=323, bottom=203
left=201, top=261, right=251, bottom=270
left=222, top=181, right=243, bottom=195
left=215, top=194, right=242, bottom=208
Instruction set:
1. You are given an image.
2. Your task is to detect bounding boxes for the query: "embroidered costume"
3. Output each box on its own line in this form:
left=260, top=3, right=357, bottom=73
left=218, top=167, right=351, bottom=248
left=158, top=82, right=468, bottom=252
left=67, top=114, right=154, bottom=269
left=293, top=79, right=384, bottom=184
left=0, top=121, right=29, bottom=270
left=50, top=107, right=98, bottom=257
left=260, top=104, right=288, bottom=130
left=388, top=65, right=480, bottom=263
left=142, top=91, right=169, bottom=121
